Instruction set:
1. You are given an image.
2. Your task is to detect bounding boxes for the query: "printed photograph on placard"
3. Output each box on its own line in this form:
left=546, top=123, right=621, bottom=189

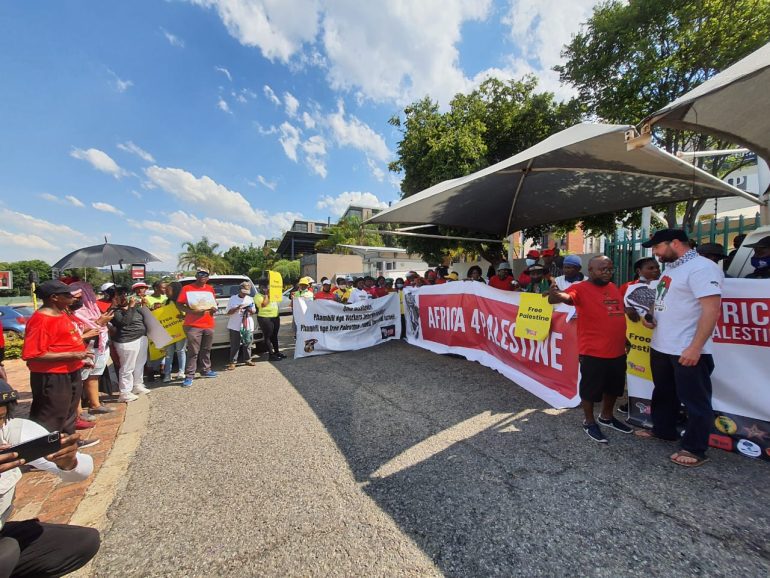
left=185, top=290, right=217, bottom=311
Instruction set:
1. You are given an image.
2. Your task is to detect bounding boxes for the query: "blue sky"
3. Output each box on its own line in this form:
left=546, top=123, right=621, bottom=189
left=0, top=0, right=598, bottom=270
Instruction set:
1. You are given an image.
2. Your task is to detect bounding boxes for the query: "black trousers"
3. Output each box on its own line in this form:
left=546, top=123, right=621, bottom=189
left=0, top=520, right=100, bottom=578
left=228, top=329, right=252, bottom=363
left=29, top=371, right=82, bottom=435
left=257, top=316, right=280, bottom=354
left=650, top=348, right=715, bottom=457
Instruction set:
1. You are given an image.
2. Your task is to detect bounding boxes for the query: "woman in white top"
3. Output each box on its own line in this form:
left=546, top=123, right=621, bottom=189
left=225, top=281, right=256, bottom=370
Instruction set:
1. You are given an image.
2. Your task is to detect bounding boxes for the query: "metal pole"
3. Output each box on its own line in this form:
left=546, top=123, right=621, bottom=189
left=758, top=157, right=770, bottom=226
left=640, top=206, right=652, bottom=257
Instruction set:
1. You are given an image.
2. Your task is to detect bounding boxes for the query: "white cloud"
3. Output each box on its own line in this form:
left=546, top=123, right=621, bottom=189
left=92, top=202, right=125, bottom=216
left=38, top=193, right=86, bottom=207
left=320, top=1, right=490, bottom=105
left=367, top=158, right=385, bottom=182
left=0, top=229, right=57, bottom=251
left=316, top=191, right=388, bottom=218
left=215, top=66, right=232, bottom=81
left=70, top=147, right=128, bottom=178
left=40, top=193, right=58, bottom=202
left=117, top=141, right=155, bottom=163
left=65, top=195, right=85, bottom=207
left=278, top=122, right=301, bottom=162
left=263, top=84, right=281, bottom=105
left=0, top=208, right=87, bottom=240
left=148, top=235, right=172, bottom=248
left=189, top=0, right=321, bottom=63
left=284, top=91, right=300, bottom=117
left=161, top=27, right=185, bottom=47
left=217, top=97, right=232, bottom=114
left=301, top=111, right=316, bottom=129
left=302, top=135, right=327, bottom=178
left=257, top=175, right=276, bottom=190
left=144, top=165, right=272, bottom=227
left=107, top=68, right=133, bottom=93
left=500, top=0, right=596, bottom=100
left=326, top=101, right=390, bottom=162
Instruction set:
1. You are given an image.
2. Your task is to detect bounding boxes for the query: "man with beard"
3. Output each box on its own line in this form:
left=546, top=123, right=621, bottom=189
left=637, top=229, right=723, bottom=467
left=549, top=256, right=632, bottom=443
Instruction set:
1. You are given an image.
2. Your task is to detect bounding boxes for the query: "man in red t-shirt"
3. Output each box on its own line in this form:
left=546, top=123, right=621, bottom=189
left=22, top=280, right=94, bottom=435
left=177, top=269, right=218, bottom=387
left=0, top=319, right=6, bottom=383
left=314, top=279, right=336, bottom=300
left=549, top=255, right=633, bottom=443
left=488, top=263, right=519, bottom=291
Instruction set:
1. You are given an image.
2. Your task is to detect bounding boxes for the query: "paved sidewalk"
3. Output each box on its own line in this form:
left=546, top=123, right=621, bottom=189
left=3, top=359, right=126, bottom=524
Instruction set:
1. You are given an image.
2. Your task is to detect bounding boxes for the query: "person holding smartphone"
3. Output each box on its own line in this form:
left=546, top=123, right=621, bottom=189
left=225, top=281, right=256, bottom=370
left=0, top=378, right=100, bottom=577
left=110, top=286, right=150, bottom=402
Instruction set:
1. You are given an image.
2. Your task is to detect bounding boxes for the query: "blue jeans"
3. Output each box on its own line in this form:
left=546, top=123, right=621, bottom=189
left=650, top=348, right=715, bottom=457
left=164, top=339, right=187, bottom=379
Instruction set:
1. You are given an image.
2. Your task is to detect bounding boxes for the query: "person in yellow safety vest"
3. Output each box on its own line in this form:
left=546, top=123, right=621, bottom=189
left=333, top=276, right=351, bottom=303
left=295, top=277, right=314, bottom=301
left=256, top=279, right=285, bottom=361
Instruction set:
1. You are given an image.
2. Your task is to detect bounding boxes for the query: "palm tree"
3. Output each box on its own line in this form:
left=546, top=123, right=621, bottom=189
left=177, top=237, right=231, bottom=273
left=315, top=217, right=383, bottom=253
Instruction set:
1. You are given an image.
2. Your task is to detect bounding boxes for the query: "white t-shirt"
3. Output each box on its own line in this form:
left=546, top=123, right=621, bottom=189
left=347, top=288, right=370, bottom=304
left=651, top=254, right=723, bottom=355
left=555, top=275, right=584, bottom=291
left=226, top=294, right=255, bottom=331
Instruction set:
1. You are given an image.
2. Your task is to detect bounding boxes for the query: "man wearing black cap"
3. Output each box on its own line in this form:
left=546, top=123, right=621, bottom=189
left=744, top=235, right=770, bottom=279
left=638, top=229, right=723, bottom=467
left=21, top=280, right=94, bottom=437
left=0, top=379, right=100, bottom=576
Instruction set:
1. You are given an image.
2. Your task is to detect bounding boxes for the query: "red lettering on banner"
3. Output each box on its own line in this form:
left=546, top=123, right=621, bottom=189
left=419, top=293, right=578, bottom=399
left=713, top=298, right=770, bottom=347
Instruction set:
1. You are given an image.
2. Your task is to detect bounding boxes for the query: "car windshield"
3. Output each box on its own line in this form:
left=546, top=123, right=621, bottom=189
left=180, top=278, right=255, bottom=299
left=13, top=307, right=34, bottom=317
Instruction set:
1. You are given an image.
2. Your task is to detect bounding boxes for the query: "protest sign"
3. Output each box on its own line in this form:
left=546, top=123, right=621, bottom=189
left=269, top=270, right=283, bottom=303
left=626, top=279, right=770, bottom=460
left=404, top=283, right=579, bottom=408
left=514, top=293, right=553, bottom=341
left=293, top=293, right=400, bottom=358
left=185, top=290, right=216, bottom=311
left=145, top=303, right=186, bottom=360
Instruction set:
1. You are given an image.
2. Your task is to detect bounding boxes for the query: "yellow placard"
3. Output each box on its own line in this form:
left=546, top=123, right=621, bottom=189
left=147, top=303, right=186, bottom=360
left=514, top=293, right=553, bottom=341
left=269, top=270, right=283, bottom=303
left=626, top=319, right=653, bottom=380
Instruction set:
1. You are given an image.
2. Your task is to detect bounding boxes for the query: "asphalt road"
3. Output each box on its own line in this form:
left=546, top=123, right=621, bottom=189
left=93, top=318, right=769, bottom=577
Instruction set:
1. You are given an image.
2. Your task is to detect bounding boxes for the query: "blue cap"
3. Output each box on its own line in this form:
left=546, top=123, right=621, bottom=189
left=563, top=255, right=582, bottom=267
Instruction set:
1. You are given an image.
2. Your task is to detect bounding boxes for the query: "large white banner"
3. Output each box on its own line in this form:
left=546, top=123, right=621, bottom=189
left=293, top=294, right=401, bottom=358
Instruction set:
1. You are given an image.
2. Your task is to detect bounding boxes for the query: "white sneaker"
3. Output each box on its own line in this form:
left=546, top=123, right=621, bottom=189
left=132, top=386, right=151, bottom=395
left=118, top=392, right=139, bottom=403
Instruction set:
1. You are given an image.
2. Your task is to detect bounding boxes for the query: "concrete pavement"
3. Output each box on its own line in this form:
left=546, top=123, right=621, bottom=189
left=91, top=321, right=769, bottom=576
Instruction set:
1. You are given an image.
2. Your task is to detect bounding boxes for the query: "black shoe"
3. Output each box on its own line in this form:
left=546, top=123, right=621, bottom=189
left=275, top=352, right=287, bottom=359
left=617, top=403, right=629, bottom=415
left=583, top=422, right=608, bottom=443
left=597, top=415, right=633, bottom=434
left=269, top=354, right=282, bottom=361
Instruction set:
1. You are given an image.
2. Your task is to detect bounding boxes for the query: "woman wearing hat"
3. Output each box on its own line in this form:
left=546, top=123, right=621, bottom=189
left=110, top=286, right=150, bottom=402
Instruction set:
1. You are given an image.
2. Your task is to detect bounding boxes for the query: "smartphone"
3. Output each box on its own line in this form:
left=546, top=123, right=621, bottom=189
left=3, top=431, right=62, bottom=463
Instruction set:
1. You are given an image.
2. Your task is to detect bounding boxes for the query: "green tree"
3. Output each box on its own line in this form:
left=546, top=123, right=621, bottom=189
left=314, top=217, right=384, bottom=253
left=177, top=237, right=231, bottom=273
left=222, top=244, right=269, bottom=276
left=388, top=76, right=583, bottom=263
left=556, top=0, right=770, bottom=232
left=271, top=259, right=300, bottom=283
left=0, top=260, right=52, bottom=297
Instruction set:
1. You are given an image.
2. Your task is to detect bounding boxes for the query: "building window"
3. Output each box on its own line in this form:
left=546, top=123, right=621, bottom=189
left=385, top=262, right=394, bottom=270
left=292, top=222, right=308, bottom=232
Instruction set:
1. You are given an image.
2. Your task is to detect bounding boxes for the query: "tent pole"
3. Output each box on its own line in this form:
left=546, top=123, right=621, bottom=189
left=506, top=159, right=533, bottom=236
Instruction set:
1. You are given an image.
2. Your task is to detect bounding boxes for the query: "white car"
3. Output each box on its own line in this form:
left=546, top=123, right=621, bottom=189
left=178, top=275, right=261, bottom=350
left=726, top=225, right=770, bottom=278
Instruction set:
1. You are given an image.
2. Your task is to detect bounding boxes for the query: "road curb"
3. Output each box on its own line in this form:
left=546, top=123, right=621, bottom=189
left=68, top=394, right=150, bottom=577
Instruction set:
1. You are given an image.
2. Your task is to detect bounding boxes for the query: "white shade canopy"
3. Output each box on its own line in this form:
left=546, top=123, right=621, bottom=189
left=645, top=41, right=770, bottom=163
left=368, top=123, right=757, bottom=236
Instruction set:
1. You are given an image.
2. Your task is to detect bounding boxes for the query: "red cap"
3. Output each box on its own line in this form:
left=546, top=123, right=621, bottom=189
left=541, top=249, right=554, bottom=257
left=526, top=249, right=540, bottom=258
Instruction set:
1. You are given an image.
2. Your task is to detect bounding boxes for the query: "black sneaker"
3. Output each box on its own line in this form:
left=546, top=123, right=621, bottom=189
left=617, top=403, right=629, bottom=415
left=77, top=438, right=101, bottom=449
left=597, top=415, right=634, bottom=434
left=583, top=422, right=608, bottom=443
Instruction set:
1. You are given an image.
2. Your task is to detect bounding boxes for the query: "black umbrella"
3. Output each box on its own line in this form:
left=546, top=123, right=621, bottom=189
left=53, top=242, right=161, bottom=270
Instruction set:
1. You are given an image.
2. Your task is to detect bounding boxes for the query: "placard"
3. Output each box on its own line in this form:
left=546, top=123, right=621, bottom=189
left=513, top=293, right=553, bottom=341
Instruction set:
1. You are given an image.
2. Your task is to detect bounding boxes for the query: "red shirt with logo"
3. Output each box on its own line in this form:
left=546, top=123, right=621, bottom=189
left=178, top=284, right=217, bottom=329
left=565, top=280, right=626, bottom=358
left=22, top=311, right=86, bottom=373
left=314, top=290, right=336, bottom=300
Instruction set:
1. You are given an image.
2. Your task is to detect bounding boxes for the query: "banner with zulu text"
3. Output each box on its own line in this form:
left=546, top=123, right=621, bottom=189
left=293, top=293, right=401, bottom=358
